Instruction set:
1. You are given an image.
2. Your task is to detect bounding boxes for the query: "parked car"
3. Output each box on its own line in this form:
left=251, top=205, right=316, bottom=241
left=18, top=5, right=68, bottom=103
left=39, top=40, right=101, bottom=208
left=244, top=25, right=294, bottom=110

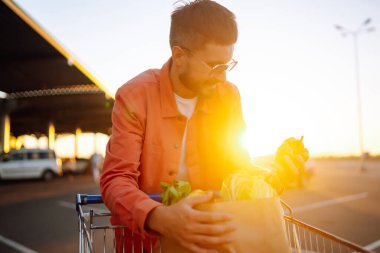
left=0, top=148, right=62, bottom=181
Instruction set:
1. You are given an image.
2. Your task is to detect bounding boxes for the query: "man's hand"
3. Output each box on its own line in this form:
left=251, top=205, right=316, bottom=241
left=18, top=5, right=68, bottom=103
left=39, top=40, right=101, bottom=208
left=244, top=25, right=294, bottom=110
left=270, top=136, right=309, bottom=190
left=146, top=191, right=236, bottom=253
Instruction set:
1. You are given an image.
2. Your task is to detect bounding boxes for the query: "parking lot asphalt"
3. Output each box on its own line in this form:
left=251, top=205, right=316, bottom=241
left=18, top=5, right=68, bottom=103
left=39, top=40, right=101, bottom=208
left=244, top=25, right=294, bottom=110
left=0, top=174, right=100, bottom=253
left=0, top=159, right=379, bottom=253
left=282, top=159, right=380, bottom=252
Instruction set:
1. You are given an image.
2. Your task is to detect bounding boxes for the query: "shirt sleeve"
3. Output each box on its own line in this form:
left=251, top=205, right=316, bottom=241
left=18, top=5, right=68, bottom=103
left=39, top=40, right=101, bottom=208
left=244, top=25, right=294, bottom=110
left=100, top=88, right=162, bottom=238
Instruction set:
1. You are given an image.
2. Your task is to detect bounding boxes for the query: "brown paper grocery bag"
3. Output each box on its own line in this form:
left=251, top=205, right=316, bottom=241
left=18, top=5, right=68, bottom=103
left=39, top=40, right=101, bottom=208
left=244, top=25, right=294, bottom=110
left=160, top=198, right=291, bottom=253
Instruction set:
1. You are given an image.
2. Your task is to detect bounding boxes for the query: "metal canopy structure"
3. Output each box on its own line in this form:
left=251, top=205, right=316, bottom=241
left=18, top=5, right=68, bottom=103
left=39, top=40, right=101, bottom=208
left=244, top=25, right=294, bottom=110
left=0, top=0, right=114, bottom=138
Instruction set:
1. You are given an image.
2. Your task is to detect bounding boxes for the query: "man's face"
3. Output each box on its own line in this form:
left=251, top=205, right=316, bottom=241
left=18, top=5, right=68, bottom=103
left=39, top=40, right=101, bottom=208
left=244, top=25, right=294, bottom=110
left=178, top=43, right=235, bottom=98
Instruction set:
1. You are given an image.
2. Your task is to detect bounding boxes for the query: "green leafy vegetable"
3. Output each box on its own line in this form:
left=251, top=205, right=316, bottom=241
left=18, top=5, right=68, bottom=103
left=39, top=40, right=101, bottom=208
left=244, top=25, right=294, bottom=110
left=160, top=180, right=192, bottom=206
left=220, top=170, right=277, bottom=201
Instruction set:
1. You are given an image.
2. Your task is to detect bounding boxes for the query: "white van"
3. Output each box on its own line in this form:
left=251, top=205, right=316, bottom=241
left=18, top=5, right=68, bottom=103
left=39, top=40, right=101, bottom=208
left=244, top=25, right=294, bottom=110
left=0, top=148, right=62, bottom=181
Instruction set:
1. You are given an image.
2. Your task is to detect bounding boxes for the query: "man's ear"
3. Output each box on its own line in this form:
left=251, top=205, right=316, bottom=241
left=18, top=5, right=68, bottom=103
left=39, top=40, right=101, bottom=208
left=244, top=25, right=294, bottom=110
left=171, top=46, right=187, bottom=67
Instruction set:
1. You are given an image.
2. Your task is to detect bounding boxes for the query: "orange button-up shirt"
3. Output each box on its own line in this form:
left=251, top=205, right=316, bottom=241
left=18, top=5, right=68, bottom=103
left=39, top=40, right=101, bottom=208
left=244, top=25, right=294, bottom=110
left=100, top=59, right=250, bottom=238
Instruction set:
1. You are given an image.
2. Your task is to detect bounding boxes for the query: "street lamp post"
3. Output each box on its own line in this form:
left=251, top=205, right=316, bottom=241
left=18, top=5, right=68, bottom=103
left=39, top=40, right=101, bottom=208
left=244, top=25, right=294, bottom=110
left=334, top=18, right=375, bottom=172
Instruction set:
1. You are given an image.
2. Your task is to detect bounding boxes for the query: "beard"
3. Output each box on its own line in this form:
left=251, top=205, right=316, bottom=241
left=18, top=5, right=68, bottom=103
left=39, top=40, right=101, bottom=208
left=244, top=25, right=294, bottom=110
left=178, top=70, right=219, bottom=98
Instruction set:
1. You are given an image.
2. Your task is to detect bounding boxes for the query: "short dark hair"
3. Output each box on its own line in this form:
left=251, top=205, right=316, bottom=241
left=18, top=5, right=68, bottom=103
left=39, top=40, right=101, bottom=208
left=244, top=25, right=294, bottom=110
left=170, top=0, right=238, bottom=50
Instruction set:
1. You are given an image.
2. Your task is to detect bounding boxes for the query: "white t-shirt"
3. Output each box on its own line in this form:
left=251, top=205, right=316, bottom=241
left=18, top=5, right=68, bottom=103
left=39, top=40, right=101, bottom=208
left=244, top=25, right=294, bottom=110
left=174, top=93, right=198, bottom=181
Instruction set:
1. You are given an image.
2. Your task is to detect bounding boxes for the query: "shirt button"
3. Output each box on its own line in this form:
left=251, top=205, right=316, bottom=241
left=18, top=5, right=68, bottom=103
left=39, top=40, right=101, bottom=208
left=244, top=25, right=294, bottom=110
left=174, top=144, right=179, bottom=149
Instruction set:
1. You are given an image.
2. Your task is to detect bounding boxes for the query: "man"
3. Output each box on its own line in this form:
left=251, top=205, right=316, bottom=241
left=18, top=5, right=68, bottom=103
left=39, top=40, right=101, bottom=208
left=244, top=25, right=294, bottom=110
left=100, top=1, right=307, bottom=252
left=90, top=152, right=103, bottom=182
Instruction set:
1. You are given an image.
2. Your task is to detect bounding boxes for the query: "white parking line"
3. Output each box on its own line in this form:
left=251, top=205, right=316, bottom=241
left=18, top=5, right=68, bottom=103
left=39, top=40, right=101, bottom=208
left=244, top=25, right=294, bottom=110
left=57, top=200, right=107, bottom=213
left=364, top=240, right=380, bottom=251
left=293, top=192, right=368, bottom=213
left=0, top=235, right=38, bottom=253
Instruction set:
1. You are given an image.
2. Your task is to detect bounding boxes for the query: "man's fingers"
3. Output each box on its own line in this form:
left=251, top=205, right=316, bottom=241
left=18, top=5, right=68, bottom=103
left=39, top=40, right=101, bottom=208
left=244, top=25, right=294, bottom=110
left=191, top=234, right=234, bottom=246
left=192, top=209, right=233, bottom=223
left=186, top=191, right=214, bottom=206
left=302, top=148, right=310, bottom=161
left=192, top=222, right=236, bottom=235
left=293, top=154, right=306, bottom=174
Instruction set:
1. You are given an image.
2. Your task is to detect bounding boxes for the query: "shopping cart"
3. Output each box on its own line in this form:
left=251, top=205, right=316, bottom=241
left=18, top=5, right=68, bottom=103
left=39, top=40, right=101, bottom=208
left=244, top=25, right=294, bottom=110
left=76, top=193, right=373, bottom=253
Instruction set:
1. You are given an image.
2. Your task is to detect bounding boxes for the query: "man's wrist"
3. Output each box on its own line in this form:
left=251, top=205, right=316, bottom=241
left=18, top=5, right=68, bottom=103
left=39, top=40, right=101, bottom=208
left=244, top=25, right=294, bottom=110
left=145, top=205, right=166, bottom=234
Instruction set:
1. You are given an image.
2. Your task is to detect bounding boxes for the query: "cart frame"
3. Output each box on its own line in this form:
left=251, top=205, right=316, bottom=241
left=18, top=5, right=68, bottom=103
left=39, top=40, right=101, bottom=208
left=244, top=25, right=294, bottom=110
left=76, top=193, right=373, bottom=253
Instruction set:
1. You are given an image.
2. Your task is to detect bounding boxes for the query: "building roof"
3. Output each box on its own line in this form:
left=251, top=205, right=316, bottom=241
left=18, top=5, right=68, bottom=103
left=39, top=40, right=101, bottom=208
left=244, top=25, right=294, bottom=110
left=1, top=0, right=114, bottom=136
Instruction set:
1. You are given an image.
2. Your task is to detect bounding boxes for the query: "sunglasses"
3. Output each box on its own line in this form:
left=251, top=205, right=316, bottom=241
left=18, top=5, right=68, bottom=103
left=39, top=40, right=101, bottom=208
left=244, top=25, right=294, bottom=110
left=180, top=46, right=238, bottom=76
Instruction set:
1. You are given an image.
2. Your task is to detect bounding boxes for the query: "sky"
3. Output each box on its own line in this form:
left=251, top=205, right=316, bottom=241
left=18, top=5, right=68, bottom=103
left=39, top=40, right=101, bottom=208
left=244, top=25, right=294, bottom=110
left=14, top=0, right=380, bottom=157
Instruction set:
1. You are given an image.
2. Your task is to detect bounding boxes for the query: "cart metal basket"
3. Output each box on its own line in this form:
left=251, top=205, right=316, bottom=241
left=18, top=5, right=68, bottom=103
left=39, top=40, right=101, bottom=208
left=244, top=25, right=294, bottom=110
left=76, top=194, right=372, bottom=253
